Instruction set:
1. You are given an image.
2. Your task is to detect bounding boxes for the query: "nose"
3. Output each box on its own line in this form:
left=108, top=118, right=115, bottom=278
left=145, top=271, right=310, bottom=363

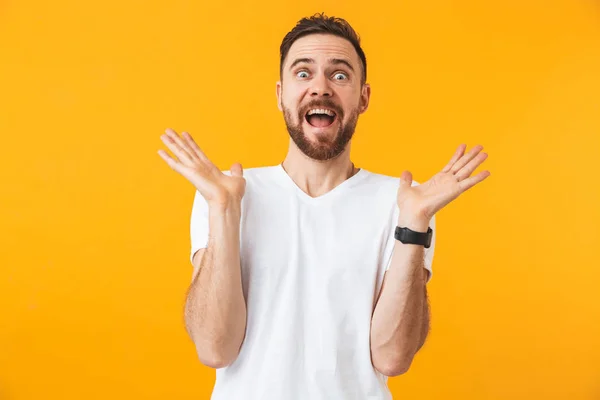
left=310, top=74, right=332, bottom=97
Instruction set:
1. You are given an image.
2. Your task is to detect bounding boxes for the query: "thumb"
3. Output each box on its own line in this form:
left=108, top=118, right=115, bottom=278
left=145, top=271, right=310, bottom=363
left=230, top=162, right=244, bottom=177
left=399, top=170, right=412, bottom=189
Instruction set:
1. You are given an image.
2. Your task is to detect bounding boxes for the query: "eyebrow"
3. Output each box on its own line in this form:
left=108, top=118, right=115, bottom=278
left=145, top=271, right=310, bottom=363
left=289, top=57, right=355, bottom=73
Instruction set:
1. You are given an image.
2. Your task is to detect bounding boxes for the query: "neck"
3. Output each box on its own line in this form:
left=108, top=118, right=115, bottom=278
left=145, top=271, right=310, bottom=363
left=281, top=140, right=359, bottom=198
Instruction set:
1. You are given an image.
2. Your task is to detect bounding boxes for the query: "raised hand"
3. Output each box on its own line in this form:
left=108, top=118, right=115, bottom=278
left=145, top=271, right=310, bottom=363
left=158, top=128, right=246, bottom=208
left=397, top=144, right=491, bottom=226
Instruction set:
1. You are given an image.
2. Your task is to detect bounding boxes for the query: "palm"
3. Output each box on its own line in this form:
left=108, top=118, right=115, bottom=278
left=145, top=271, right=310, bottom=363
left=397, top=144, right=490, bottom=219
left=158, top=128, right=245, bottom=206
left=180, top=162, right=245, bottom=203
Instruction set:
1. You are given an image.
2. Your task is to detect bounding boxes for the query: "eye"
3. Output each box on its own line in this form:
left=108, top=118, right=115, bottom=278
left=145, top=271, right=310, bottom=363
left=297, top=71, right=309, bottom=78
left=333, top=72, right=348, bottom=80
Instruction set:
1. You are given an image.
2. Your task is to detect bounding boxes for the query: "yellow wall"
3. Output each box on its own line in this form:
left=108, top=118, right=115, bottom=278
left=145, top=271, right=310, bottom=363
left=1, top=0, right=599, bottom=398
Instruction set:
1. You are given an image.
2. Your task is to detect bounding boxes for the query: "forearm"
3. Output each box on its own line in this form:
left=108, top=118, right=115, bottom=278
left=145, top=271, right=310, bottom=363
left=370, top=219, right=430, bottom=376
left=185, top=203, right=247, bottom=368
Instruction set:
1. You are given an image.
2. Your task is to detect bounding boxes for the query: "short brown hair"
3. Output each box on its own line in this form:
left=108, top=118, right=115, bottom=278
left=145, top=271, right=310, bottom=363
left=279, top=13, right=367, bottom=84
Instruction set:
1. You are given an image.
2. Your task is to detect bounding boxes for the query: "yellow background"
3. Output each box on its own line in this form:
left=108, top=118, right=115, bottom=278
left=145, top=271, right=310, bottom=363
left=1, top=0, right=599, bottom=398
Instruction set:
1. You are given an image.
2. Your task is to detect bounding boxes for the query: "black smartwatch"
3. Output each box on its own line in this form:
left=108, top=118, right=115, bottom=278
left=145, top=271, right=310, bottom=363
left=394, top=226, right=433, bottom=248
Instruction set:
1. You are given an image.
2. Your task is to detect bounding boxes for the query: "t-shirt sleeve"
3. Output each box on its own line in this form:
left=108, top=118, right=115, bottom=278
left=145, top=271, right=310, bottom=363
left=189, top=171, right=234, bottom=265
left=383, top=172, right=437, bottom=282
left=423, top=214, right=436, bottom=282
left=190, top=190, right=210, bottom=265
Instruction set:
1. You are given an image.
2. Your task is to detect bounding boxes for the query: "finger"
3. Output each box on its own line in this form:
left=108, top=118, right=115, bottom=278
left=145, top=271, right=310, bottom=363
left=181, top=131, right=211, bottom=164
left=160, top=134, right=192, bottom=166
left=458, top=170, right=491, bottom=192
left=455, top=152, right=488, bottom=181
left=158, top=149, right=184, bottom=174
left=441, top=144, right=466, bottom=173
left=450, top=144, right=484, bottom=175
left=230, top=162, right=244, bottom=177
left=165, top=128, right=196, bottom=161
left=163, top=128, right=195, bottom=164
left=398, top=170, right=412, bottom=189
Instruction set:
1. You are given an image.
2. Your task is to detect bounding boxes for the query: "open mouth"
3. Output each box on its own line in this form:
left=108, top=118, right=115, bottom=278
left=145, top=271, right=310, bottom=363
left=305, top=108, right=337, bottom=128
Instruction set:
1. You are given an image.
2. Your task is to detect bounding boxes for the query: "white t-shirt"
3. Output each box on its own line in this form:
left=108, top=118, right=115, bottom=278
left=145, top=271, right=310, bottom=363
left=190, top=164, right=435, bottom=400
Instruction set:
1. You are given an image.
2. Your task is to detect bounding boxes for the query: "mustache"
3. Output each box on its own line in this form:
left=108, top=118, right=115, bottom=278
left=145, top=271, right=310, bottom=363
left=299, top=99, right=343, bottom=117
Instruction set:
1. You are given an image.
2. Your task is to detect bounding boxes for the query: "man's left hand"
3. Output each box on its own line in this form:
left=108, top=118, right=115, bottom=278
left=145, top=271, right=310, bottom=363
left=396, top=144, right=491, bottom=230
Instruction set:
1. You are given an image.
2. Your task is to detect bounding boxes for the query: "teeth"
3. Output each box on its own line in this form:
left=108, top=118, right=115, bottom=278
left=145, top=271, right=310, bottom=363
left=307, top=108, right=335, bottom=116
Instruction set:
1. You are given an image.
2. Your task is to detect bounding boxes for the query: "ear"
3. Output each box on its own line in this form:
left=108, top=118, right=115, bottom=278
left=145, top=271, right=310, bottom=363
left=359, top=83, right=371, bottom=114
left=276, top=81, right=283, bottom=111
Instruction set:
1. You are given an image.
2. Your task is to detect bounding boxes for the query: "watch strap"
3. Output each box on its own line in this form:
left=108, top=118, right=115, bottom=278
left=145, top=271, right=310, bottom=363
left=394, top=226, right=433, bottom=248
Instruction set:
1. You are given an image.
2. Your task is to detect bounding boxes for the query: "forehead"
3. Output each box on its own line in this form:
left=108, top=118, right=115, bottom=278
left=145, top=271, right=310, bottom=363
left=284, top=34, right=360, bottom=69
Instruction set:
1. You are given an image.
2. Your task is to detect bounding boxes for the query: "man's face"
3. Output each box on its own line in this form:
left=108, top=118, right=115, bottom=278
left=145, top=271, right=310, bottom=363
left=276, top=34, right=370, bottom=161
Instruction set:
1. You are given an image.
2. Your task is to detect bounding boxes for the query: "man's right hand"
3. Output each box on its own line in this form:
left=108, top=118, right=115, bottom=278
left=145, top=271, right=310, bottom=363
left=158, top=128, right=246, bottom=209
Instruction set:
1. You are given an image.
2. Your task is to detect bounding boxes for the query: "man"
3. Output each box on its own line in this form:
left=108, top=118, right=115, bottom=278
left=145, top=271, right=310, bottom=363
left=158, top=13, right=490, bottom=400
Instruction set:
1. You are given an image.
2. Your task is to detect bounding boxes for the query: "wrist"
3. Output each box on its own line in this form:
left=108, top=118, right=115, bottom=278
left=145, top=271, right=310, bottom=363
left=397, top=215, right=430, bottom=232
left=208, top=199, right=242, bottom=219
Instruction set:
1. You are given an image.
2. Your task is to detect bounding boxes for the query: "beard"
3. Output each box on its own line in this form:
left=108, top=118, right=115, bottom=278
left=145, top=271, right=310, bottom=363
left=282, top=98, right=359, bottom=161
